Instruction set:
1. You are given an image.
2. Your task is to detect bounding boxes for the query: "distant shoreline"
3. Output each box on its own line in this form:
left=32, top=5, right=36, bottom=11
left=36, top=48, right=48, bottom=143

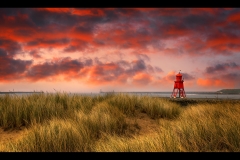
left=0, top=92, right=44, bottom=94
left=217, top=89, right=240, bottom=94
left=0, top=91, right=240, bottom=95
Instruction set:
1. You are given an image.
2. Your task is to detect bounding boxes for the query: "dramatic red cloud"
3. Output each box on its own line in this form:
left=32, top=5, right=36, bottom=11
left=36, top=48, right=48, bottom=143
left=1, top=8, right=240, bottom=58
left=35, top=8, right=71, bottom=13
left=1, top=13, right=32, bottom=29
left=71, top=8, right=105, bottom=16
left=1, top=8, right=240, bottom=92
left=206, top=35, right=240, bottom=53
left=69, top=29, right=93, bottom=42
left=93, top=27, right=154, bottom=52
left=227, top=12, right=240, bottom=23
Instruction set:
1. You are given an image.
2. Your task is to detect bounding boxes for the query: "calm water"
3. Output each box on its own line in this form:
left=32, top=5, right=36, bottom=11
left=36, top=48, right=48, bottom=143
left=1, top=91, right=239, bottom=100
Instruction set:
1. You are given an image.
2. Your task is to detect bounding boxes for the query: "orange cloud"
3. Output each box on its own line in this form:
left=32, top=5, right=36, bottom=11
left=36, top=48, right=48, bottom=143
left=197, top=78, right=234, bottom=88
left=162, top=71, right=176, bottom=83
left=132, top=72, right=153, bottom=86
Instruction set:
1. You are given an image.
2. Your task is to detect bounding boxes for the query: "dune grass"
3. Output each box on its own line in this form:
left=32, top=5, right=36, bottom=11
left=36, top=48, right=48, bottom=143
left=0, top=92, right=239, bottom=152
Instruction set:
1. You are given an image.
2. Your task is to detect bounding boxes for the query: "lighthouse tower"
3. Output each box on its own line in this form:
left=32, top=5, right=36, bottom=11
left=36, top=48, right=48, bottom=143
left=171, top=71, right=186, bottom=98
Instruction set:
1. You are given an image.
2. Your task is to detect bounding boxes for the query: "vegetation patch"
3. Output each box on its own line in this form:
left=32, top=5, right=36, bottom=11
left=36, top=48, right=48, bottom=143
left=0, top=93, right=239, bottom=152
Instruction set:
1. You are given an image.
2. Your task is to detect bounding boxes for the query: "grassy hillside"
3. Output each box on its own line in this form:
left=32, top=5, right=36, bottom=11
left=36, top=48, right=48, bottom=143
left=217, top=89, right=240, bottom=94
left=0, top=92, right=239, bottom=152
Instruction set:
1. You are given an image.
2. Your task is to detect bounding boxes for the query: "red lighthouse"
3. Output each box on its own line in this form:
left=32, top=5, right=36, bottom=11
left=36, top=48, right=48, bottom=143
left=171, top=71, right=186, bottom=98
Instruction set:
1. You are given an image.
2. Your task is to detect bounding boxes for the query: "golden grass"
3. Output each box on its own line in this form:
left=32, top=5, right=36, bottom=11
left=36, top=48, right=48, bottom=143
left=0, top=92, right=239, bottom=152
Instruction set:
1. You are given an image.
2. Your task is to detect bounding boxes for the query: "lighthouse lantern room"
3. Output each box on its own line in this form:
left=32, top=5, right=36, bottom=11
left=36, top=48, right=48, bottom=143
left=171, top=70, right=186, bottom=98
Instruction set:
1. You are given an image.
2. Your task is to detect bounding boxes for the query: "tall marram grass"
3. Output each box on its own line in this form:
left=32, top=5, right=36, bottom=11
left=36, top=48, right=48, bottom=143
left=175, top=102, right=240, bottom=151
left=0, top=92, right=108, bottom=129
left=1, top=101, right=130, bottom=152
left=0, top=93, right=239, bottom=152
left=93, top=102, right=240, bottom=152
left=106, top=93, right=182, bottom=119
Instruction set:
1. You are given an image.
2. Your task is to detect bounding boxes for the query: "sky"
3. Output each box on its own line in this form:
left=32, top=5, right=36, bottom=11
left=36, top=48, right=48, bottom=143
left=0, top=8, right=240, bottom=93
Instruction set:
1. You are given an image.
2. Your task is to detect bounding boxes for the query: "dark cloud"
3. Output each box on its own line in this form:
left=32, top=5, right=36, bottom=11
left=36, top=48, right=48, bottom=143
left=182, top=73, right=195, bottom=80
left=182, top=14, right=213, bottom=30
left=84, top=58, right=93, bottom=66
left=82, top=58, right=162, bottom=84
left=93, top=39, right=105, bottom=46
left=154, top=66, right=163, bottom=73
left=14, top=29, right=35, bottom=37
left=225, top=73, right=240, bottom=79
left=98, top=9, right=119, bottom=23
left=0, top=8, right=31, bottom=16
left=0, top=48, right=7, bottom=56
left=74, top=23, right=95, bottom=34
left=27, top=38, right=70, bottom=46
left=222, top=73, right=240, bottom=81
left=206, top=62, right=239, bottom=74
left=117, top=60, right=131, bottom=68
left=136, top=27, right=150, bottom=36
left=2, top=8, right=240, bottom=86
left=26, top=57, right=84, bottom=81
left=160, top=16, right=180, bottom=26
left=130, top=59, right=146, bottom=73
left=0, top=9, right=35, bottom=30
left=0, top=39, right=22, bottom=56
left=0, top=48, right=32, bottom=81
left=28, top=9, right=77, bottom=27
left=26, top=8, right=118, bottom=30
left=29, top=50, right=41, bottom=58
left=2, top=8, right=239, bottom=58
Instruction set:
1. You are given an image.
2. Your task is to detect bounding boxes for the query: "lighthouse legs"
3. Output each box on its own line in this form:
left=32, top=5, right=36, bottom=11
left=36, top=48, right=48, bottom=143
left=171, top=88, right=178, bottom=98
left=171, top=88, right=186, bottom=98
left=179, top=89, right=186, bottom=98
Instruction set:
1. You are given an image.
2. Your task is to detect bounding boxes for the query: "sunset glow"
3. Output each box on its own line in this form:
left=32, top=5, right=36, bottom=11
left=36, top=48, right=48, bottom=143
left=0, top=8, right=240, bottom=92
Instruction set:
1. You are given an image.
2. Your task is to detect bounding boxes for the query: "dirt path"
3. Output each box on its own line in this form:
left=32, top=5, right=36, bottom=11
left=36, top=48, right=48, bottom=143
left=125, top=110, right=160, bottom=136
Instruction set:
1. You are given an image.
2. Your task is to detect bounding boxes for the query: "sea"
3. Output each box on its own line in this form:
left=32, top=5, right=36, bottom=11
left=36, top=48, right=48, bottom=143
left=0, top=91, right=240, bottom=100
